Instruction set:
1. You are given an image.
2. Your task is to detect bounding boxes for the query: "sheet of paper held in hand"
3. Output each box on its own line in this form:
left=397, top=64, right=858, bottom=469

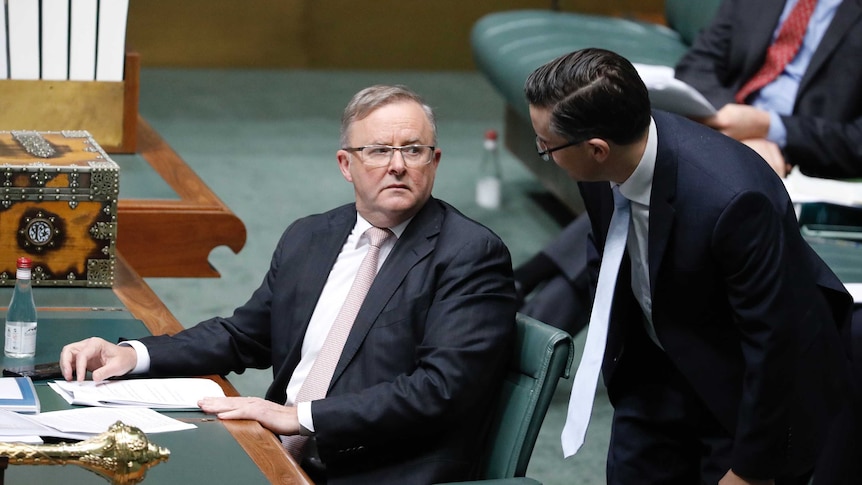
left=0, top=407, right=195, bottom=444
left=48, top=377, right=226, bottom=409
left=632, top=63, right=717, bottom=118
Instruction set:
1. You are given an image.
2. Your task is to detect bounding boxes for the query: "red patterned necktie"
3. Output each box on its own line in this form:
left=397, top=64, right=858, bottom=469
left=735, top=0, right=817, bottom=103
left=282, top=226, right=393, bottom=460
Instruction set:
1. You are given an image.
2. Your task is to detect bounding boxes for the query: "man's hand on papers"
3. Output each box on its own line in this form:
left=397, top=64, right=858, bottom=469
left=742, top=139, right=790, bottom=178
left=198, top=396, right=301, bottom=436
left=59, top=337, right=137, bottom=383
left=701, top=104, right=771, bottom=141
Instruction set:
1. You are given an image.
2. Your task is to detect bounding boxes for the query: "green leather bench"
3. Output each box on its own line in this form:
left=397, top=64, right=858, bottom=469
left=471, top=0, right=721, bottom=213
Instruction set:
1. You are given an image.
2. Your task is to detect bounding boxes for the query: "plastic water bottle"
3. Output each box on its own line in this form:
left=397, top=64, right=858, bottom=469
left=476, top=129, right=502, bottom=209
left=5, top=257, right=37, bottom=358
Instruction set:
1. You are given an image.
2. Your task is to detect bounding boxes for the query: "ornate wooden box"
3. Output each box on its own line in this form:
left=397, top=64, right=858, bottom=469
left=0, top=131, right=119, bottom=287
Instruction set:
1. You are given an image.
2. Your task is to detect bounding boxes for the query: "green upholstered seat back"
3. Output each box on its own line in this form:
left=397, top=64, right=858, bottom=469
left=665, top=0, right=723, bottom=46
left=480, top=313, right=574, bottom=479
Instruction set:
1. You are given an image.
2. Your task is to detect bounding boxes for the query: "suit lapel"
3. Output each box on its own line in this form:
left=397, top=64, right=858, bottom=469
left=329, top=199, right=442, bottom=388
left=799, top=0, right=862, bottom=95
left=739, top=0, right=787, bottom=76
left=648, top=114, right=678, bottom=297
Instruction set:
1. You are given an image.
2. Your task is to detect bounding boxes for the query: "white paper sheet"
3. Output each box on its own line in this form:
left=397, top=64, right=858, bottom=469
left=33, top=406, right=197, bottom=434
left=783, top=167, right=862, bottom=207
left=0, top=379, right=24, bottom=400
left=633, top=63, right=717, bottom=118
left=50, top=378, right=226, bottom=409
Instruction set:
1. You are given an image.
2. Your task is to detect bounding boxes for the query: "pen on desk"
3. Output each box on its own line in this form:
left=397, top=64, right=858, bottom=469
left=178, top=417, right=217, bottom=423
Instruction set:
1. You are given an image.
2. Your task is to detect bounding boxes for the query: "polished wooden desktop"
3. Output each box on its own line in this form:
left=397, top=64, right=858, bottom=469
left=0, top=254, right=311, bottom=485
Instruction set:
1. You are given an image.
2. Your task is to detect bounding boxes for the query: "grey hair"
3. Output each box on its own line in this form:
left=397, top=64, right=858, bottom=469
left=340, top=85, right=438, bottom=148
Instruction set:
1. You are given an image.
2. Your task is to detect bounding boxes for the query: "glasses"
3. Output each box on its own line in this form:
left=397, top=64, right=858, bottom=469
left=343, top=144, right=436, bottom=167
left=535, top=136, right=582, bottom=162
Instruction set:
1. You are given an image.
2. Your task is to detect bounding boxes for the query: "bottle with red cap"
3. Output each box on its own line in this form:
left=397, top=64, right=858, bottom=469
left=476, top=129, right=502, bottom=209
left=5, top=257, right=37, bottom=358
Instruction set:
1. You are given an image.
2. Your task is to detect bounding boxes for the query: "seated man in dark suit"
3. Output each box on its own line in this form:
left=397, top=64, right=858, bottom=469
left=59, top=84, right=517, bottom=484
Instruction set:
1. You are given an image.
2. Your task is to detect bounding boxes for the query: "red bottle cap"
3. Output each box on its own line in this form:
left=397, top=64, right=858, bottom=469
left=16, top=257, right=32, bottom=269
left=484, top=129, right=498, bottom=141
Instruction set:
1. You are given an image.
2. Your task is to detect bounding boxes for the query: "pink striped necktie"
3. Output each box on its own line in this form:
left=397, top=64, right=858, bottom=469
left=282, top=226, right=393, bottom=459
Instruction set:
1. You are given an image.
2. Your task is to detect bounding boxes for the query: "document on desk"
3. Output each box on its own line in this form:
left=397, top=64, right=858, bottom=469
left=49, top=378, right=226, bottom=409
left=783, top=167, right=862, bottom=207
left=0, top=406, right=195, bottom=443
left=33, top=407, right=197, bottom=434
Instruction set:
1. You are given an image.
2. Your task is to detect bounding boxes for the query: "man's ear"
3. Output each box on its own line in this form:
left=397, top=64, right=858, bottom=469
left=585, top=138, right=610, bottom=163
left=337, top=150, right=353, bottom=182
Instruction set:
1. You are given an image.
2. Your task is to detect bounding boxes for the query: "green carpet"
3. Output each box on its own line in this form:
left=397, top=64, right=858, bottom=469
left=137, top=68, right=610, bottom=484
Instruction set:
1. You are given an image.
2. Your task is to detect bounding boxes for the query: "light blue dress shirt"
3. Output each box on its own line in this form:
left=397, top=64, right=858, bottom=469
left=752, top=0, right=841, bottom=146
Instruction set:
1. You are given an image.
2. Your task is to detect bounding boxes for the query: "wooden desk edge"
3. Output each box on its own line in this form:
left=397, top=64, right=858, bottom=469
left=113, top=253, right=312, bottom=485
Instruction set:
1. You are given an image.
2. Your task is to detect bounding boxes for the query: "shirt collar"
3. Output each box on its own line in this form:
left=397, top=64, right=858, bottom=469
left=353, top=213, right=409, bottom=248
left=617, top=116, right=657, bottom=206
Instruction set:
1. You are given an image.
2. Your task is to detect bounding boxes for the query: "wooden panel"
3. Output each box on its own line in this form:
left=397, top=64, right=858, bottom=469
left=0, top=80, right=124, bottom=147
left=125, top=0, right=664, bottom=70
left=126, top=0, right=308, bottom=68
left=0, top=53, right=139, bottom=153
left=117, top=116, right=247, bottom=277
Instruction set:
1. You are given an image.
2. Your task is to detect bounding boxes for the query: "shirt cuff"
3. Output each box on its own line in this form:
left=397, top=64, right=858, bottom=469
left=118, top=340, right=150, bottom=374
left=766, top=110, right=787, bottom=148
left=297, top=401, right=315, bottom=434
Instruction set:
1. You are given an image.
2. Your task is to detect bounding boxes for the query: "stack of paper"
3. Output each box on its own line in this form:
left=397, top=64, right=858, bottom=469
left=783, top=167, right=862, bottom=207
left=49, top=378, right=226, bottom=409
left=0, top=407, right=196, bottom=444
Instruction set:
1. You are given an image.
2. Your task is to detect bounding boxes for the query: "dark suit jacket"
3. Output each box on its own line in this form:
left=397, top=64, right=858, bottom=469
left=581, top=110, right=852, bottom=479
left=674, top=0, right=862, bottom=179
left=140, top=198, right=517, bottom=484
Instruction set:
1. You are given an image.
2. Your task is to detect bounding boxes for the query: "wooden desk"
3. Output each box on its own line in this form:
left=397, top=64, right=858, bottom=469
left=117, top=117, right=247, bottom=278
left=0, top=254, right=310, bottom=484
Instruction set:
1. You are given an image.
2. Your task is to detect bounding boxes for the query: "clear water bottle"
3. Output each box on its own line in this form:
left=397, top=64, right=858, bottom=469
left=5, top=257, right=37, bottom=358
left=476, top=129, right=502, bottom=209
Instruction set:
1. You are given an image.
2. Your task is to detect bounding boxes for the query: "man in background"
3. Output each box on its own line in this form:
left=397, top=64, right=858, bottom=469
left=675, top=0, right=862, bottom=179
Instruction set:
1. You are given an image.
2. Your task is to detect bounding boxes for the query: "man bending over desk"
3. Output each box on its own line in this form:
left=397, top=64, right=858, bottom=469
left=59, top=84, right=517, bottom=484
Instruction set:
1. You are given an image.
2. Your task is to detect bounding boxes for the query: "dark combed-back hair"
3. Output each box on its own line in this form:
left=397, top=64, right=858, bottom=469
left=524, top=48, right=651, bottom=146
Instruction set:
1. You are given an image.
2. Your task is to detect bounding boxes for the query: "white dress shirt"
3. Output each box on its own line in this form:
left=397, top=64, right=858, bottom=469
left=124, top=212, right=408, bottom=433
left=618, top=117, right=662, bottom=348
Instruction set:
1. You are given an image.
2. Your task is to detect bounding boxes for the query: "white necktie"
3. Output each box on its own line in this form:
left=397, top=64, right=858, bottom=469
left=282, top=226, right=393, bottom=459
left=561, top=185, right=631, bottom=457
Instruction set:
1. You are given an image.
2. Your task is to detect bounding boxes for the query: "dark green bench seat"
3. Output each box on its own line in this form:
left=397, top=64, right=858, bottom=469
left=470, top=1, right=721, bottom=212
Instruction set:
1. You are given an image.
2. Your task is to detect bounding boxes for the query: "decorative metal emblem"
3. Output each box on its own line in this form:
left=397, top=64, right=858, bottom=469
left=11, top=131, right=56, bottom=158
left=17, top=209, right=64, bottom=253
left=0, top=421, right=170, bottom=484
